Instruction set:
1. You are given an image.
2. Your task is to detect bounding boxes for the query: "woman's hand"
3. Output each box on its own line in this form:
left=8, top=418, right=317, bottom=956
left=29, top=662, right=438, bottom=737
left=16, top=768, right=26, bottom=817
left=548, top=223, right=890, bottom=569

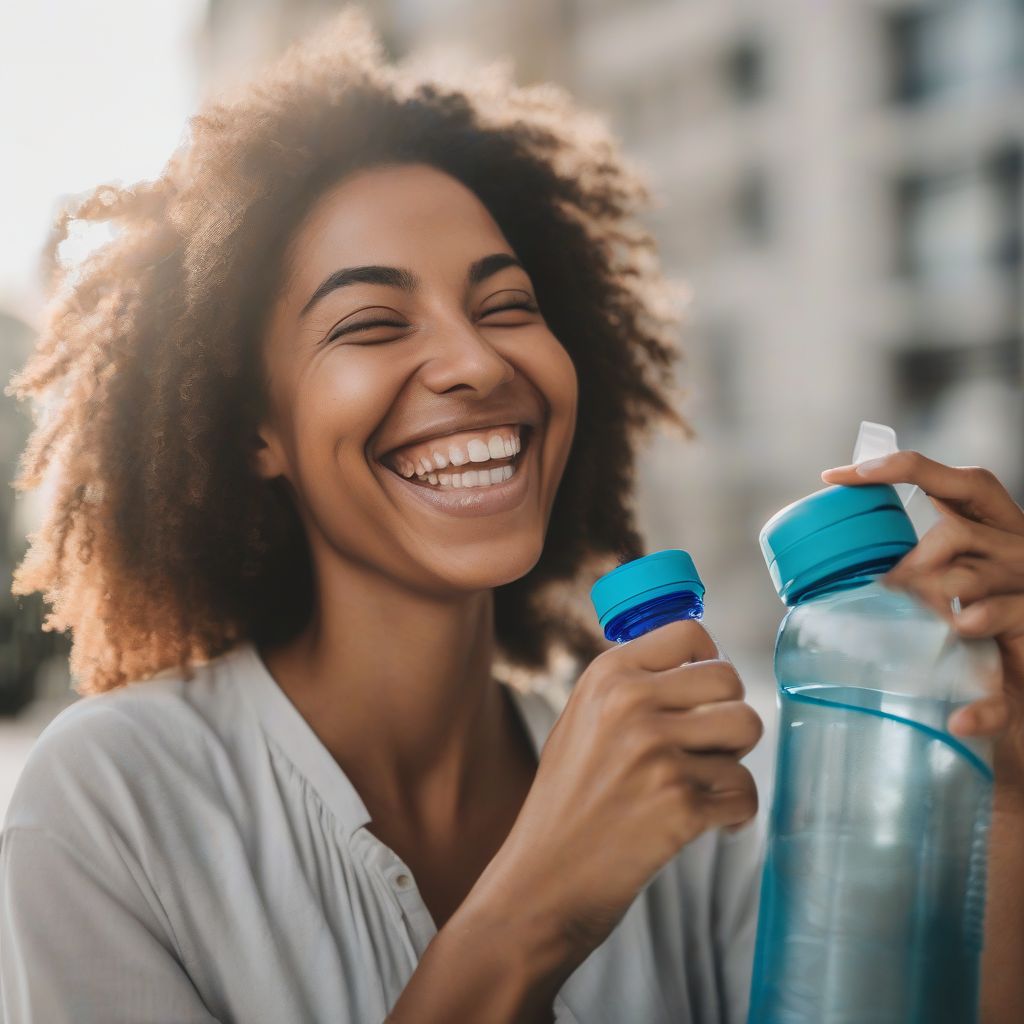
left=475, top=618, right=762, bottom=967
left=821, top=453, right=1024, bottom=805
left=390, top=621, right=761, bottom=1024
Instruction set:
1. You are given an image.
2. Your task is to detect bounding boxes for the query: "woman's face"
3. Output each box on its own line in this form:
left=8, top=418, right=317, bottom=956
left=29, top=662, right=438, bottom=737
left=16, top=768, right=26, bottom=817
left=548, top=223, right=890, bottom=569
left=255, top=162, right=578, bottom=597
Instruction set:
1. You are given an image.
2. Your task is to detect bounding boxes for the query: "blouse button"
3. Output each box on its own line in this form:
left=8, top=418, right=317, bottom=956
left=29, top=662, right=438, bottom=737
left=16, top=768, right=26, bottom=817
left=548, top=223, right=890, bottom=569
left=394, top=873, right=412, bottom=891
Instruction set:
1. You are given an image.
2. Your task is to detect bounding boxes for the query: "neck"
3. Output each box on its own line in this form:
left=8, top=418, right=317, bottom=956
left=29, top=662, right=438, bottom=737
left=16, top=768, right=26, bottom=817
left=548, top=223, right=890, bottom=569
left=258, top=551, right=513, bottom=829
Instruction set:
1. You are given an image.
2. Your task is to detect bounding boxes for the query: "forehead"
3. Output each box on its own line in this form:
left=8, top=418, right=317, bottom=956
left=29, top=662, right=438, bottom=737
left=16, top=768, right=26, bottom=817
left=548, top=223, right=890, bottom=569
left=284, top=163, right=509, bottom=292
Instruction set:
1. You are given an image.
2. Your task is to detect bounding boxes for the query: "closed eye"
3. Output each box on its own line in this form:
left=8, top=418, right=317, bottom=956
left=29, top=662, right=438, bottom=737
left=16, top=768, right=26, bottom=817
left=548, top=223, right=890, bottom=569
left=326, top=319, right=407, bottom=343
left=483, top=301, right=539, bottom=318
left=325, top=301, right=539, bottom=345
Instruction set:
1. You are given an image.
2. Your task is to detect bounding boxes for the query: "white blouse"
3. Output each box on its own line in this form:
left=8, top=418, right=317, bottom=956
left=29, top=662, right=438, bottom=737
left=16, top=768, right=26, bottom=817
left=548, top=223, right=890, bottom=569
left=0, top=639, right=762, bottom=1023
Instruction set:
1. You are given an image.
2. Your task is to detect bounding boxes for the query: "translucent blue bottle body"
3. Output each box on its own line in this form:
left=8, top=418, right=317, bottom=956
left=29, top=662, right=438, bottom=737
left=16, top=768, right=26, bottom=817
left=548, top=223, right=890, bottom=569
left=603, top=590, right=704, bottom=642
left=747, top=571, right=997, bottom=1024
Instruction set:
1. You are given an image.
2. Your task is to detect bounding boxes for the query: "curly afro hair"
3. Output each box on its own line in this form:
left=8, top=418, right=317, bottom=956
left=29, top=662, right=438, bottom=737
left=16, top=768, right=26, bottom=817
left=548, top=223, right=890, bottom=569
left=6, top=5, right=690, bottom=695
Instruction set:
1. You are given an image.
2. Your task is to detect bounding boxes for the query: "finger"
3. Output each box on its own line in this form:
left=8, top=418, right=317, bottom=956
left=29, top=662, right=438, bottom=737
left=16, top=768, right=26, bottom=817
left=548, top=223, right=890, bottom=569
left=884, top=514, right=1005, bottom=580
left=948, top=696, right=1011, bottom=738
left=659, top=700, right=764, bottom=758
left=953, top=594, right=1024, bottom=642
left=702, top=788, right=760, bottom=832
left=622, top=618, right=719, bottom=672
left=679, top=752, right=756, bottom=794
left=821, top=451, right=1024, bottom=534
left=889, top=558, right=1023, bottom=620
left=651, top=659, right=745, bottom=709
left=679, top=757, right=758, bottom=829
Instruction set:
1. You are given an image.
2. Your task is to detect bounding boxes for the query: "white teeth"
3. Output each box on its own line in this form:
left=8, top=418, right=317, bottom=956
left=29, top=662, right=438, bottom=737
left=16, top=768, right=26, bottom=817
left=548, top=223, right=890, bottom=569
left=389, top=426, right=524, bottom=480
left=403, top=461, right=519, bottom=489
left=467, top=439, right=491, bottom=463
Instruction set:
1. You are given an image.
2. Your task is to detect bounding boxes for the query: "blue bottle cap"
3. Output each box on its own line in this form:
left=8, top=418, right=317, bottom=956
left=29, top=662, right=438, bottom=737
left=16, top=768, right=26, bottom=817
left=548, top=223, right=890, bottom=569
left=590, top=549, right=705, bottom=631
left=760, top=483, right=917, bottom=605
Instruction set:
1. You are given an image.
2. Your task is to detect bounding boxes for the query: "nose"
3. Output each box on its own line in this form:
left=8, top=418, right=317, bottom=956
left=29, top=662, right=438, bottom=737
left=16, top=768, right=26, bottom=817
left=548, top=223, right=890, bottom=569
left=418, top=314, right=515, bottom=397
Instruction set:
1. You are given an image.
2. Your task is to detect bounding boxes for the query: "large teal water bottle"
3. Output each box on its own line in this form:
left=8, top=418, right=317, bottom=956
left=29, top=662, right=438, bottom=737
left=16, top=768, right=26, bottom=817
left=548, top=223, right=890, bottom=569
left=747, top=483, right=1000, bottom=1023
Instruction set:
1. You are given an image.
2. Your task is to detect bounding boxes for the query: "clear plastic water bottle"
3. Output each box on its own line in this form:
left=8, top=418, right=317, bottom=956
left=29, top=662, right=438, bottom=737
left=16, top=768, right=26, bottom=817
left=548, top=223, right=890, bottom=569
left=590, top=549, right=705, bottom=643
left=747, top=483, right=1001, bottom=1024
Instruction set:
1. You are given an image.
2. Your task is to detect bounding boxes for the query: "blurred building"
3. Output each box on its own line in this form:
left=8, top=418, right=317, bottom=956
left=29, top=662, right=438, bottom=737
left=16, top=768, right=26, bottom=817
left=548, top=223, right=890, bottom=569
left=561, top=0, right=1023, bottom=655
left=195, top=0, right=1024, bottom=667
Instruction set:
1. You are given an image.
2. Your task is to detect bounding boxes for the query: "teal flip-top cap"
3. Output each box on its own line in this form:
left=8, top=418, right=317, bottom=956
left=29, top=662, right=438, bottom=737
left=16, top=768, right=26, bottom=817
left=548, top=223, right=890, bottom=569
left=760, top=483, right=917, bottom=605
left=590, top=549, right=704, bottom=630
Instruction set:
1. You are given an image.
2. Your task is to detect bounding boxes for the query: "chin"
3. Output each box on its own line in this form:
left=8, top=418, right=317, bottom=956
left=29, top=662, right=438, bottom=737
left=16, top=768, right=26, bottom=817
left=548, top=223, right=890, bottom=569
left=435, top=533, right=545, bottom=593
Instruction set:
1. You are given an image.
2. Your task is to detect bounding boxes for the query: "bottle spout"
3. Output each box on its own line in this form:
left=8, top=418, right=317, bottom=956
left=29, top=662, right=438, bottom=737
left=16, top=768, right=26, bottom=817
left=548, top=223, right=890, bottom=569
left=853, top=420, right=939, bottom=539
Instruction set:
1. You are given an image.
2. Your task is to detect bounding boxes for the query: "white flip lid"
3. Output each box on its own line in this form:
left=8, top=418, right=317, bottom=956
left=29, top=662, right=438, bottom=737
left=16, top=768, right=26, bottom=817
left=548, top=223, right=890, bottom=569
left=852, top=420, right=940, bottom=539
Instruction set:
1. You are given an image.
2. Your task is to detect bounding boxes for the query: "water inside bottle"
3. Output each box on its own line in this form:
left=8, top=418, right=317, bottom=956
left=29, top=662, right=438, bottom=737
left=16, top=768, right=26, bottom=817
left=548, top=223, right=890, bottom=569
left=748, top=683, right=991, bottom=1024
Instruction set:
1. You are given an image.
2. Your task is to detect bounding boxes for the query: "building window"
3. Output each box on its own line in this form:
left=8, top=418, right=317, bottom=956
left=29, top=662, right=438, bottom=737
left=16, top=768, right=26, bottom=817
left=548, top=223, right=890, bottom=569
left=893, top=337, right=1020, bottom=411
left=885, top=0, right=1024, bottom=104
left=733, top=169, right=772, bottom=246
left=893, top=146, right=1022, bottom=287
left=704, top=321, right=741, bottom=433
left=992, top=145, right=1024, bottom=271
left=722, top=33, right=767, bottom=104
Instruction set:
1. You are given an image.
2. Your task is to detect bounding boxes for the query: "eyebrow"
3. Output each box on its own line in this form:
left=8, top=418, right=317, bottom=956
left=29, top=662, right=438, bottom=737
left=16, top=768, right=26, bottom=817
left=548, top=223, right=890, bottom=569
left=298, top=252, right=525, bottom=320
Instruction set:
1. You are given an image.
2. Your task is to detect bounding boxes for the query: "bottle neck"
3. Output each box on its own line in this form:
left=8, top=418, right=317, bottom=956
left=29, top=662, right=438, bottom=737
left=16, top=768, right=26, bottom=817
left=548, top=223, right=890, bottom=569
left=604, top=590, right=704, bottom=643
left=792, top=554, right=903, bottom=605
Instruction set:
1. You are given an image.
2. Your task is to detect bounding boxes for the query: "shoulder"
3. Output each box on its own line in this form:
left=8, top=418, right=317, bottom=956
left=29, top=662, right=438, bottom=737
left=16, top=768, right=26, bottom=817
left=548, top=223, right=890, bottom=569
left=2, top=646, right=250, bottom=838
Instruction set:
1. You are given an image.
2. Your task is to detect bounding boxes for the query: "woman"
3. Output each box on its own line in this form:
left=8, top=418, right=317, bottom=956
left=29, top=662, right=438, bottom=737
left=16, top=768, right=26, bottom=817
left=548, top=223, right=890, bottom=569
left=3, top=8, right=1023, bottom=1023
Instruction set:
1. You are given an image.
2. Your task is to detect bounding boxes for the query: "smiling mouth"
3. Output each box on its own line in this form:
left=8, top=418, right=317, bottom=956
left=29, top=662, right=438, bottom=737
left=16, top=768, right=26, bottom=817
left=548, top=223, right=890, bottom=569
left=378, top=423, right=536, bottom=487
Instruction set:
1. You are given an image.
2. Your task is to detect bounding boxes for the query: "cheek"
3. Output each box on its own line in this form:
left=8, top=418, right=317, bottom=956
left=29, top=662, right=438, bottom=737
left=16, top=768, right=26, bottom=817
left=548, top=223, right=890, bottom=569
left=512, top=333, right=578, bottom=505
left=522, top=333, right=578, bottom=444
left=554, top=346, right=579, bottom=421
left=291, top=355, right=404, bottom=468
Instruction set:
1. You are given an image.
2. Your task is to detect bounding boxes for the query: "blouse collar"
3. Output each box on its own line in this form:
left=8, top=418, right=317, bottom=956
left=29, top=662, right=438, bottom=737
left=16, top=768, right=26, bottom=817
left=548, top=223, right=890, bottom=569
left=228, top=638, right=559, bottom=839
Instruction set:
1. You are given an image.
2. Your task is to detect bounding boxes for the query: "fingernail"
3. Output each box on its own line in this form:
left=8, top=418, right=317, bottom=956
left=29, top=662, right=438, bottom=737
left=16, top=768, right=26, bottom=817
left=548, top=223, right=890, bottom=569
left=855, top=457, right=889, bottom=475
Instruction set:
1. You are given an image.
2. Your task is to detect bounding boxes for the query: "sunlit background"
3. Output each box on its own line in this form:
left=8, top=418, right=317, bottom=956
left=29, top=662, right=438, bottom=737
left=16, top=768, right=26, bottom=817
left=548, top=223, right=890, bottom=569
left=2, top=0, right=1023, bottom=818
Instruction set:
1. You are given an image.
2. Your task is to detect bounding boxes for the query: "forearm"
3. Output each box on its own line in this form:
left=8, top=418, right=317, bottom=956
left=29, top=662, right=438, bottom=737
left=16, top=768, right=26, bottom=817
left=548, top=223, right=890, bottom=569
left=980, top=790, right=1024, bottom=1024
left=386, top=884, right=576, bottom=1024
